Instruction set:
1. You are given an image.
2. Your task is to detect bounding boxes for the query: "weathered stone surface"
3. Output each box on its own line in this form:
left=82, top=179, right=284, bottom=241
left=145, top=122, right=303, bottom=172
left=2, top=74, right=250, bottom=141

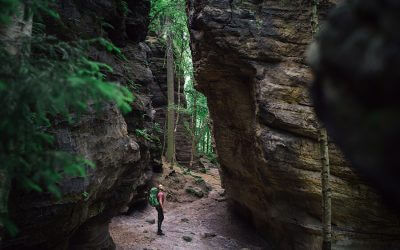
left=4, top=104, right=146, bottom=250
left=309, top=0, right=400, bottom=210
left=189, top=0, right=400, bottom=249
left=1, top=0, right=154, bottom=249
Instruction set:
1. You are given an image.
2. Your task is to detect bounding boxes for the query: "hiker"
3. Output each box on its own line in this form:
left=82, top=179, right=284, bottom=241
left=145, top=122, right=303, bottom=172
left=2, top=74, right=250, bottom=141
left=156, top=184, right=165, bottom=235
left=149, top=184, right=166, bottom=235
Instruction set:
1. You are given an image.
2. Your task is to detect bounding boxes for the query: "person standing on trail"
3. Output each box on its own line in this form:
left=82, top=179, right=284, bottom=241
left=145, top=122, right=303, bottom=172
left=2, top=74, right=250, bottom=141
left=156, top=184, right=165, bottom=235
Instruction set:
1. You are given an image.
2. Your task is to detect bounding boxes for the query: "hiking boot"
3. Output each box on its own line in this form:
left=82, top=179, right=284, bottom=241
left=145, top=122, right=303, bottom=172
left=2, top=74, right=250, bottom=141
left=157, top=230, right=165, bottom=236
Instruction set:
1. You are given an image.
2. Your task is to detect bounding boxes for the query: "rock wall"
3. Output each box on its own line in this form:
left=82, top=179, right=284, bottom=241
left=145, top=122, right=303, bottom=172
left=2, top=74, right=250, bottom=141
left=189, top=0, right=400, bottom=249
left=1, top=0, right=157, bottom=249
left=147, top=37, right=195, bottom=167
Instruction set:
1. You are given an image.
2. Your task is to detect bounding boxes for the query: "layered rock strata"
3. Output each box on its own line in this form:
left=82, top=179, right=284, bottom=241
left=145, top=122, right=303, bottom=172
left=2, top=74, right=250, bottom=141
left=1, top=0, right=155, bottom=249
left=189, top=0, right=400, bottom=249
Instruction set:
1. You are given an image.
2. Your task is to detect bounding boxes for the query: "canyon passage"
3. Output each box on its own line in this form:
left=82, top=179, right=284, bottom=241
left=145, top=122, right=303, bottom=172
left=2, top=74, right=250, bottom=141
left=1, top=0, right=400, bottom=250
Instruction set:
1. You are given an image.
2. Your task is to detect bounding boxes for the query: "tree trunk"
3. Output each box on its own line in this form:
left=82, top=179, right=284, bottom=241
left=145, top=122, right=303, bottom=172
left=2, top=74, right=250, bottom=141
left=190, top=92, right=197, bottom=168
left=205, top=127, right=210, bottom=154
left=174, top=75, right=181, bottom=133
left=319, top=127, right=332, bottom=250
left=311, top=0, right=332, bottom=249
left=166, top=23, right=175, bottom=164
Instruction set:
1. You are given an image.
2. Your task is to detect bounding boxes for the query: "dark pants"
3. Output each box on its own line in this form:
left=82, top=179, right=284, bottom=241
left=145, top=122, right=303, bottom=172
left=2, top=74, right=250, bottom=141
left=156, top=205, right=164, bottom=232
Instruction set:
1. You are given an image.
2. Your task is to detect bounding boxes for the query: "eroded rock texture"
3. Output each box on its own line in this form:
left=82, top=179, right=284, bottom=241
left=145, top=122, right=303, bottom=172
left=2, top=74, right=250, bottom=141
left=189, top=0, right=400, bottom=249
left=1, top=0, right=155, bottom=249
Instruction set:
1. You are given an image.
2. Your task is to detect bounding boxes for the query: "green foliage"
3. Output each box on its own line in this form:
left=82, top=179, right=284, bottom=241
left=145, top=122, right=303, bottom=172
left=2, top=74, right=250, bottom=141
left=150, top=0, right=213, bottom=157
left=184, top=80, right=213, bottom=156
left=206, top=152, right=219, bottom=165
left=150, top=0, right=192, bottom=78
left=82, top=191, right=89, bottom=201
left=194, top=176, right=205, bottom=184
left=152, top=122, right=162, bottom=134
left=95, top=37, right=127, bottom=60
left=135, top=128, right=161, bottom=143
left=116, top=0, right=130, bottom=18
left=0, top=0, right=19, bottom=24
left=0, top=18, right=133, bottom=234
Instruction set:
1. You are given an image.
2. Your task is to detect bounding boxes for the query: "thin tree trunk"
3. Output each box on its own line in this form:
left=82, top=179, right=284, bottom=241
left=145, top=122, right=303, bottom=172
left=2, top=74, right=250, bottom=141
left=161, top=118, right=167, bottom=157
left=198, top=119, right=203, bottom=152
left=174, top=76, right=181, bottom=133
left=206, top=128, right=210, bottom=154
left=319, top=127, right=332, bottom=250
left=190, top=92, right=197, bottom=168
left=311, top=0, right=332, bottom=249
left=202, top=123, right=206, bottom=153
left=174, top=43, right=184, bottom=134
left=166, top=22, right=175, bottom=164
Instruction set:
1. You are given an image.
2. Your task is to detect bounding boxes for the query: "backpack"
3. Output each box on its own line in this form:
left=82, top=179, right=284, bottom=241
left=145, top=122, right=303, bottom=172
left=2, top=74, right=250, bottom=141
left=149, top=187, right=160, bottom=207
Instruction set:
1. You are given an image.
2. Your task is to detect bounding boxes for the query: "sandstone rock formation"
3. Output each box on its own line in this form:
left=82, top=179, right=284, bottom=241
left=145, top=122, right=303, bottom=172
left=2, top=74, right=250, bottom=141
left=189, top=0, right=400, bottom=249
left=1, top=0, right=156, bottom=249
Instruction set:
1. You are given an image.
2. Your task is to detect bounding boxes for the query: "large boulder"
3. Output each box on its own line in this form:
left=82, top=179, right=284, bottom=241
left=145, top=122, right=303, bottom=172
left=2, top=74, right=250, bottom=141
left=189, top=0, right=400, bottom=249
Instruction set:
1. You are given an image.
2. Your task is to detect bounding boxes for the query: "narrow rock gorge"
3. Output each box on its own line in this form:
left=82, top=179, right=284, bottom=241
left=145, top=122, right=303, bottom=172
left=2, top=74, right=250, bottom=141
left=1, top=0, right=199, bottom=248
left=189, top=0, right=400, bottom=249
left=2, top=0, right=400, bottom=249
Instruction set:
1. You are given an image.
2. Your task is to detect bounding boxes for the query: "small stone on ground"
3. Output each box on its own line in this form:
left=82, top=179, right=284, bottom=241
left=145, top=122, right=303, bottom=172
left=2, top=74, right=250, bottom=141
left=182, top=236, right=192, bottom=242
left=145, top=219, right=155, bottom=224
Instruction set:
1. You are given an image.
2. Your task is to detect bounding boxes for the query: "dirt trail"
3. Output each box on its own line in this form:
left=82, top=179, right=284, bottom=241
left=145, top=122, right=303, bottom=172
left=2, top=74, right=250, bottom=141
left=110, top=166, right=272, bottom=250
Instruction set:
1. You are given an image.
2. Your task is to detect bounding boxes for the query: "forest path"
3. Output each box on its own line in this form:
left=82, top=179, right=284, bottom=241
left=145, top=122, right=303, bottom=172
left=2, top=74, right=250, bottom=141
left=110, top=166, right=272, bottom=250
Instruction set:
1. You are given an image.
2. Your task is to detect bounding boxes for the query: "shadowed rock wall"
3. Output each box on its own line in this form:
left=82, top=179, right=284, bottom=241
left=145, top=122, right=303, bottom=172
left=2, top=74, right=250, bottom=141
left=1, top=0, right=156, bottom=249
left=189, top=0, right=400, bottom=249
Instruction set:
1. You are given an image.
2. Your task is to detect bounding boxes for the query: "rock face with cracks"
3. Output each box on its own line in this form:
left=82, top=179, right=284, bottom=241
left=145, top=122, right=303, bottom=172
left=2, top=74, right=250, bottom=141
left=189, top=0, right=400, bottom=249
left=1, top=0, right=155, bottom=249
